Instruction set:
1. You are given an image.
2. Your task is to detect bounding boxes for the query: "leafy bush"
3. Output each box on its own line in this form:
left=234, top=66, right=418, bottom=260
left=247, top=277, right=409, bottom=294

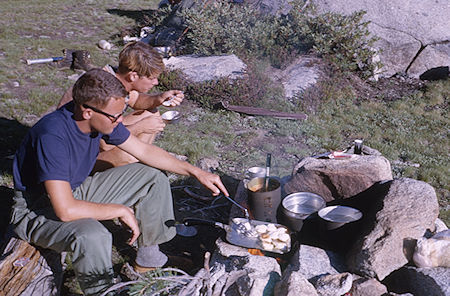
left=288, top=3, right=381, bottom=78
left=157, top=60, right=288, bottom=111
left=179, top=0, right=296, bottom=68
left=175, top=0, right=380, bottom=77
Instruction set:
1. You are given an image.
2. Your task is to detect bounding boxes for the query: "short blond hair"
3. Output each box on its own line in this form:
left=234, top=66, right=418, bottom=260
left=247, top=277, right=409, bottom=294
left=117, top=41, right=165, bottom=78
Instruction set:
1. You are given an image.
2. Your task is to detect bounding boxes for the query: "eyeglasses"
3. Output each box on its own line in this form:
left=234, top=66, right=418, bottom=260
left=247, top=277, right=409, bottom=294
left=83, top=102, right=129, bottom=123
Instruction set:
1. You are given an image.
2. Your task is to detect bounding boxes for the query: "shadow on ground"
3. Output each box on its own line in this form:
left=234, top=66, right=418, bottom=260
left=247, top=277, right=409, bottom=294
left=107, top=8, right=158, bottom=30
left=0, top=118, right=29, bottom=245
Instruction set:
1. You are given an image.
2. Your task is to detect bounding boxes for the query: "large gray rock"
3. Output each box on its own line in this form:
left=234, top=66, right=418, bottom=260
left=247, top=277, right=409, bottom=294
left=290, top=244, right=347, bottom=281
left=274, top=266, right=319, bottom=296
left=209, top=238, right=282, bottom=296
left=311, top=0, right=450, bottom=78
left=369, top=26, right=421, bottom=77
left=163, top=54, right=246, bottom=82
left=409, top=44, right=450, bottom=79
left=384, top=266, right=450, bottom=296
left=272, top=56, right=324, bottom=97
left=346, top=178, right=439, bottom=280
left=285, top=155, right=393, bottom=202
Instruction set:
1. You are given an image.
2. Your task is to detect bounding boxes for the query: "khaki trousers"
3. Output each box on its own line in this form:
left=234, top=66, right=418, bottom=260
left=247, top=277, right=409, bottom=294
left=11, top=163, right=176, bottom=295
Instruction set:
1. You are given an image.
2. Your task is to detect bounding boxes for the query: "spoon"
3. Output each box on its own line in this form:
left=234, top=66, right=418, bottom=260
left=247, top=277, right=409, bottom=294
left=265, top=153, right=271, bottom=191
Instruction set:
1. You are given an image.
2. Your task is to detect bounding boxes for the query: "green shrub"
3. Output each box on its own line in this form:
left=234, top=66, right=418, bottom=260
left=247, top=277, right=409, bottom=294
left=180, top=61, right=287, bottom=111
left=175, top=0, right=380, bottom=77
left=179, top=0, right=296, bottom=68
left=289, top=3, right=381, bottom=78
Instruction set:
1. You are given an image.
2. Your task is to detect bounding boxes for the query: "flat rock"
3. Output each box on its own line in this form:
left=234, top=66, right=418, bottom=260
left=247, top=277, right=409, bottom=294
left=274, top=266, right=319, bottom=296
left=163, top=54, right=246, bottom=82
left=285, top=155, right=393, bottom=202
left=290, top=244, right=347, bottom=281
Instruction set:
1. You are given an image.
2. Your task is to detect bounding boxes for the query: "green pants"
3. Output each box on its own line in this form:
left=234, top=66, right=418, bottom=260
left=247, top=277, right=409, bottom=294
left=11, top=163, right=176, bottom=295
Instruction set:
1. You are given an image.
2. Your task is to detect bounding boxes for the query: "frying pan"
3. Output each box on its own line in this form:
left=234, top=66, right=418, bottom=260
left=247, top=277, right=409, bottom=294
left=183, top=217, right=291, bottom=254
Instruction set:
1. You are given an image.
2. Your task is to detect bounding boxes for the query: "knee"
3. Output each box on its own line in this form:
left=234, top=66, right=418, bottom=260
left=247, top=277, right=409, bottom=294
left=70, top=219, right=112, bottom=250
left=133, top=110, right=156, bottom=118
left=124, top=109, right=160, bottom=125
left=131, top=163, right=170, bottom=186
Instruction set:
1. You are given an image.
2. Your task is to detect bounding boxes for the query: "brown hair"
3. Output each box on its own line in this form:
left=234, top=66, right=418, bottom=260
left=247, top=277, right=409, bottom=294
left=117, top=41, right=165, bottom=78
left=72, top=68, right=127, bottom=107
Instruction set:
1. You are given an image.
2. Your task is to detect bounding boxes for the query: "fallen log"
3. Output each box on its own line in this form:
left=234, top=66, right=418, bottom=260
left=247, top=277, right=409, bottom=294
left=0, top=236, right=63, bottom=296
left=218, top=101, right=308, bottom=120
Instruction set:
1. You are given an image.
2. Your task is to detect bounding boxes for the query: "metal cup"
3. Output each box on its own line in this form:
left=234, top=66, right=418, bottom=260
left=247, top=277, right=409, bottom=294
left=245, top=167, right=266, bottom=180
left=247, top=177, right=281, bottom=223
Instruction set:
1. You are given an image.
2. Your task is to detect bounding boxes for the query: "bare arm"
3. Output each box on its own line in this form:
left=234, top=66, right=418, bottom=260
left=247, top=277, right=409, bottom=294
left=118, top=135, right=229, bottom=196
left=124, top=111, right=165, bottom=135
left=130, top=90, right=184, bottom=110
left=44, top=180, right=140, bottom=244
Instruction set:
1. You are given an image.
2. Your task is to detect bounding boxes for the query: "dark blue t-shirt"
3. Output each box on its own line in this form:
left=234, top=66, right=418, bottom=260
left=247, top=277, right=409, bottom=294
left=13, top=102, right=130, bottom=193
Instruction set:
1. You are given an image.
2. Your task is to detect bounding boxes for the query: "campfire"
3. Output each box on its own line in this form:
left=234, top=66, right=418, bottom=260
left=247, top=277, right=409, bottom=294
left=175, top=145, right=446, bottom=296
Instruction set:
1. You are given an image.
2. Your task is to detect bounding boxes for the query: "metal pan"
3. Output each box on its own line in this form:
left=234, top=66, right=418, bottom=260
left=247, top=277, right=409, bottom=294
left=183, top=217, right=291, bottom=254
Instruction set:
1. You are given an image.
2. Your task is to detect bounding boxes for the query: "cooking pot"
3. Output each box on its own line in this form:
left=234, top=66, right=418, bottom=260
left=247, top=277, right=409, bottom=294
left=247, top=177, right=281, bottom=223
left=318, top=205, right=362, bottom=230
left=281, top=192, right=326, bottom=232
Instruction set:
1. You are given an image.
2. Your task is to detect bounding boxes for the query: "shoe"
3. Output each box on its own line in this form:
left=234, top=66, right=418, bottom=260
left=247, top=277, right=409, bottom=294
left=72, top=50, right=94, bottom=71
left=133, top=263, right=157, bottom=274
left=55, top=49, right=74, bottom=69
left=133, top=255, right=195, bottom=274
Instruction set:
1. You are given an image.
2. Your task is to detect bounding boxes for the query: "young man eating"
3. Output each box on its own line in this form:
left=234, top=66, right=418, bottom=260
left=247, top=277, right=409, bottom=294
left=12, top=68, right=228, bottom=295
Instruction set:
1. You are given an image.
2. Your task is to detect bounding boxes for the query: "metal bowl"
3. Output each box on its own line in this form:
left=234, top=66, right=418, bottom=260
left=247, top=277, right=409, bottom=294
left=318, top=206, right=362, bottom=230
left=161, top=110, right=181, bottom=123
left=281, top=192, right=326, bottom=232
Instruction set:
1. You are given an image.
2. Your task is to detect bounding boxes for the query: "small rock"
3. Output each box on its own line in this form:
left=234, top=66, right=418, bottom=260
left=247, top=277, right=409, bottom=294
left=13, top=81, right=19, bottom=87
left=197, top=158, right=219, bottom=172
left=350, top=277, right=388, bottom=296
left=413, top=229, right=450, bottom=268
left=169, top=152, right=188, bottom=162
left=434, top=218, right=448, bottom=233
left=98, top=40, right=112, bottom=50
left=314, top=272, right=353, bottom=296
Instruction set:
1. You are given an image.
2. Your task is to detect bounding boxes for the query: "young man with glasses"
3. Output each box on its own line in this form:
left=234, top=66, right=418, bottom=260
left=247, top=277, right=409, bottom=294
left=58, top=41, right=183, bottom=172
left=12, top=69, right=229, bottom=296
